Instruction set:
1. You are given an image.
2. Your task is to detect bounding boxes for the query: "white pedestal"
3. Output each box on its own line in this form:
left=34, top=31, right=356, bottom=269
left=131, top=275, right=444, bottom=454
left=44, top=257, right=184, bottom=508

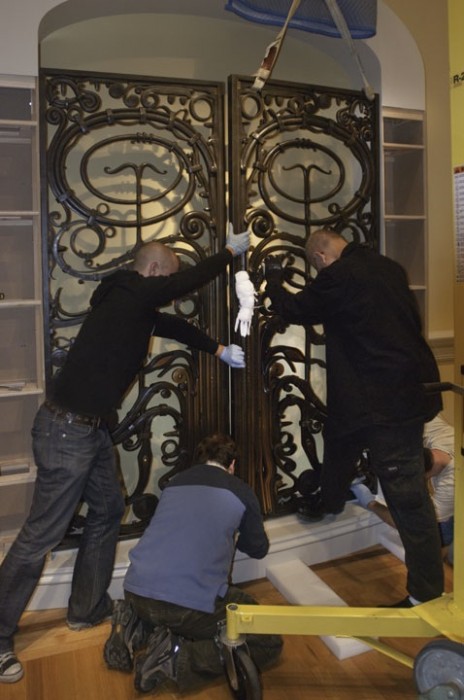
left=22, top=502, right=386, bottom=611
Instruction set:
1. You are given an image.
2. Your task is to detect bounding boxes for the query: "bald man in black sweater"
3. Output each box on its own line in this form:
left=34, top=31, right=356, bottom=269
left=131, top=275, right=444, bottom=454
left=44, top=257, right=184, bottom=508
left=0, top=230, right=249, bottom=684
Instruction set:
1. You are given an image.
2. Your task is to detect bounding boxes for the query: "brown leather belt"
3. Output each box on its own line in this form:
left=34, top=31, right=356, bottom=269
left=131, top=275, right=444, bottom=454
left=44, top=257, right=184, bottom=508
left=44, top=400, right=102, bottom=430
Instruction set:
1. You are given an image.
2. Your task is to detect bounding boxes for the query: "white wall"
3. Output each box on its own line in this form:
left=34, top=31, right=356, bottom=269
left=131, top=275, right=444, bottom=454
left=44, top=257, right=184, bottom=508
left=39, top=13, right=381, bottom=96
left=0, top=0, right=57, bottom=76
left=367, top=2, right=424, bottom=109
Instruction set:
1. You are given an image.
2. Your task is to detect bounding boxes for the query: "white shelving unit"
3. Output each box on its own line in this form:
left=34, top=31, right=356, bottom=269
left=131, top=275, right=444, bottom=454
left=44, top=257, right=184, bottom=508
left=0, top=78, right=43, bottom=540
left=382, top=107, right=427, bottom=326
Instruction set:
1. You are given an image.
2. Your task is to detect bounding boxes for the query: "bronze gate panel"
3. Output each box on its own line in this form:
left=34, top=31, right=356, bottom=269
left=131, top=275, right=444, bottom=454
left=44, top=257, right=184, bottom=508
left=228, top=75, right=379, bottom=516
left=40, top=70, right=228, bottom=538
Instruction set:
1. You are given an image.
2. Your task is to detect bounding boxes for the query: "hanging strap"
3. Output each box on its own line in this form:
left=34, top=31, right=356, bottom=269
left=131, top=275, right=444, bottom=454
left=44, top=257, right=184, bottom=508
left=252, top=0, right=375, bottom=100
left=323, top=0, right=374, bottom=100
left=252, top=0, right=301, bottom=90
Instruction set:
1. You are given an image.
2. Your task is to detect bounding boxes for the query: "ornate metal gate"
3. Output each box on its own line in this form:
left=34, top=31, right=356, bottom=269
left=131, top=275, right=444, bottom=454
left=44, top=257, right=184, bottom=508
left=228, top=76, right=379, bottom=516
left=40, top=69, right=378, bottom=535
left=40, top=70, right=229, bottom=538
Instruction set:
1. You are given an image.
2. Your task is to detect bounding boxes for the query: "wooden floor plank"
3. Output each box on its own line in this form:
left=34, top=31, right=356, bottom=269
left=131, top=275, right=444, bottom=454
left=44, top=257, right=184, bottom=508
left=1, top=545, right=453, bottom=700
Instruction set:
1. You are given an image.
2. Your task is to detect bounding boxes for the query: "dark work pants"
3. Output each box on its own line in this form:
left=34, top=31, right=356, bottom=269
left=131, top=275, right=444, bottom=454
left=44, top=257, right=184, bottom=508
left=320, top=420, right=444, bottom=602
left=126, top=586, right=283, bottom=692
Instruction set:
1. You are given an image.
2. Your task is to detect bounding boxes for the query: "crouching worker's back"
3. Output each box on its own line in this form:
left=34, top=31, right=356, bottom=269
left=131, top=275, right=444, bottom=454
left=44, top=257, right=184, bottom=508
left=103, top=433, right=283, bottom=693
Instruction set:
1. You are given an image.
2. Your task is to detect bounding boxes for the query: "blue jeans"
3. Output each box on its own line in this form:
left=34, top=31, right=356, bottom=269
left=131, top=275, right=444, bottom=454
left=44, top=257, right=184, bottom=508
left=446, top=540, right=454, bottom=566
left=0, top=404, right=125, bottom=652
left=321, top=420, right=444, bottom=602
left=439, top=516, right=454, bottom=547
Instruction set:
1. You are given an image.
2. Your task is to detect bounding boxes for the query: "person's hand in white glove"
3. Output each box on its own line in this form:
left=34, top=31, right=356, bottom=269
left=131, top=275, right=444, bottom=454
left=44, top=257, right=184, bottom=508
left=351, top=483, right=376, bottom=510
left=225, top=222, right=250, bottom=257
left=234, top=270, right=256, bottom=337
left=217, top=344, right=246, bottom=368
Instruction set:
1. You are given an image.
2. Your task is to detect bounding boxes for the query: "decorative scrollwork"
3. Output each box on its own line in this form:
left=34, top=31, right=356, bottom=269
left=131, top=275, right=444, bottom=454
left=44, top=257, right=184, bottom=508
left=42, top=70, right=227, bottom=541
left=229, top=76, right=379, bottom=516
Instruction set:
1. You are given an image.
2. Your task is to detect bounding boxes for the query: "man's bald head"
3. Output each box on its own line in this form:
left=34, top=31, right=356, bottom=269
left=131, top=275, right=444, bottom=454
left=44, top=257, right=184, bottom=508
left=305, top=229, right=348, bottom=271
left=132, top=241, right=180, bottom=278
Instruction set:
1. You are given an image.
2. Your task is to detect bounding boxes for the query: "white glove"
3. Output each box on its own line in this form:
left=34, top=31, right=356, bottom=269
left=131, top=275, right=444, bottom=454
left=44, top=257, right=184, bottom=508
left=234, top=270, right=257, bottom=337
left=234, top=307, right=254, bottom=337
left=351, top=483, right=376, bottom=510
left=226, top=222, right=250, bottom=257
left=219, top=344, right=245, bottom=368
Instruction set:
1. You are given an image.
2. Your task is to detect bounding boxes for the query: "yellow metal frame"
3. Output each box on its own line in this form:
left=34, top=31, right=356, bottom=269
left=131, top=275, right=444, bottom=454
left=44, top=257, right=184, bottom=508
left=226, top=596, right=463, bottom=669
left=226, top=383, right=464, bottom=675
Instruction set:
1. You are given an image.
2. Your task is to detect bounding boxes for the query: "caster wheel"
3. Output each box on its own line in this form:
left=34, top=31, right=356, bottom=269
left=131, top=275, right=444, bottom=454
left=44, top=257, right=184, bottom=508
left=225, top=646, right=262, bottom=700
left=414, top=639, right=464, bottom=697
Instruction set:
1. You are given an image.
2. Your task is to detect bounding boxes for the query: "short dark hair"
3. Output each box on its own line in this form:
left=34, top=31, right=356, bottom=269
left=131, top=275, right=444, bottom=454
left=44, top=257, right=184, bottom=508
left=423, top=447, right=434, bottom=473
left=193, top=433, right=239, bottom=468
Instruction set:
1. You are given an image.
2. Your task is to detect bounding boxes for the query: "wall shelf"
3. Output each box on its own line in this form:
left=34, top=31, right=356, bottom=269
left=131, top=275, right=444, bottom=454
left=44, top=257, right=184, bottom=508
left=0, top=78, right=43, bottom=536
left=383, top=107, right=427, bottom=328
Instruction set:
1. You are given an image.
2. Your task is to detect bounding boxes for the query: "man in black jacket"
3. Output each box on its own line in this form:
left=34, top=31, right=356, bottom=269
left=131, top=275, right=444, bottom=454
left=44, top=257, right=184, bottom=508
left=265, top=228, right=444, bottom=608
left=104, top=433, right=283, bottom=694
left=0, top=229, right=249, bottom=684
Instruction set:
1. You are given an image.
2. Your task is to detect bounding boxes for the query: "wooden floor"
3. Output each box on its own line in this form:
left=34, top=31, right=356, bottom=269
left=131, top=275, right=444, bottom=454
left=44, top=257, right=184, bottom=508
left=3, top=545, right=453, bottom=700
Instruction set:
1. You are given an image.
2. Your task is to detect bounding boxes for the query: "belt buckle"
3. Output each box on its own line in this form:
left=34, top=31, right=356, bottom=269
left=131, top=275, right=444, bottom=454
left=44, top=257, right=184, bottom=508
left=91, top=415, right=101, bottom=430
left=81, top=413, right=100, bottom=430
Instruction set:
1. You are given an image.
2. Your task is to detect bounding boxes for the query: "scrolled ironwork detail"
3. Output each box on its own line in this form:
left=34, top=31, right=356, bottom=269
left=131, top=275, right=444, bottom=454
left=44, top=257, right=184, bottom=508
left=41, top=69, right=227, bottom=541
left=229, top=76, right=379, bottom=516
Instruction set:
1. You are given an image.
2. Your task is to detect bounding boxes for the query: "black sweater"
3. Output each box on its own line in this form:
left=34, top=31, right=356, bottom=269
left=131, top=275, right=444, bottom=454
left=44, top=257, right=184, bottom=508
left=266, top=243, right=442, bottom=437
left=52, top=249, right=232, bottom=417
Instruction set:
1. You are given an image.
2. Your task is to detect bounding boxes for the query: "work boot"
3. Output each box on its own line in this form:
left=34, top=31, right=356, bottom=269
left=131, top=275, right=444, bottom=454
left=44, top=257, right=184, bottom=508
left=297, top=494, right=325, bottom=522
left=104, top=599, right=150, bottom=671
left=134, top=626, right=181, bottom=693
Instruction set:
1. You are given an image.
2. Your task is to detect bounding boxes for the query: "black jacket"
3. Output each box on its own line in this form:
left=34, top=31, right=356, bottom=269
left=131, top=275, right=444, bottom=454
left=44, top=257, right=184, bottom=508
left=266, top=243, right=442, bottom=437
left=52, top=249, right=232, bottom=417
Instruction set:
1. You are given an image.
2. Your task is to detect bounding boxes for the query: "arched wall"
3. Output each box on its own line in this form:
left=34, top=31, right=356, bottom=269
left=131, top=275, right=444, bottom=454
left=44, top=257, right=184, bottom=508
left=39, top=11, right=377, bottom=92
left=1, top=0, right=422, bottom=108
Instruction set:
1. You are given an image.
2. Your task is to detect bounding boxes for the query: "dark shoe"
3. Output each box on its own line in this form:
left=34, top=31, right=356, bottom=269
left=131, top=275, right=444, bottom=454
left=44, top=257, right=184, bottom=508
left=67, top=598, right=114, bottom=631
left=134, top=626, right=181, bottom=693
left=297, top=492, right=325, bottom=522
left=104, top=599, right=150, bottom=672
left=379, top=596, right=415, bottom=608
left=0, top=651, right=24, bottom=684
left=297, top=498, right=325, bottom=522
left=67, top=612, right=112, bottom=631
